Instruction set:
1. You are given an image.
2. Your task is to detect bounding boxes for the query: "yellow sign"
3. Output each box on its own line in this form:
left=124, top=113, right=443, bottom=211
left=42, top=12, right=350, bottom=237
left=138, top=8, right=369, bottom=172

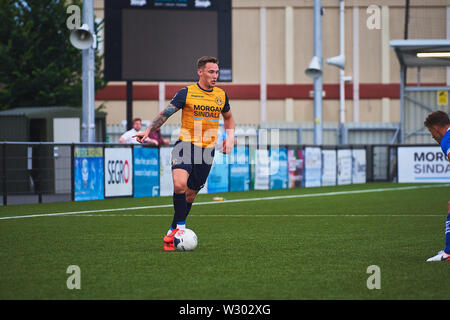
left=437, top=90, right=448, bottom=106
left=74, top=147, right=103, bottom=158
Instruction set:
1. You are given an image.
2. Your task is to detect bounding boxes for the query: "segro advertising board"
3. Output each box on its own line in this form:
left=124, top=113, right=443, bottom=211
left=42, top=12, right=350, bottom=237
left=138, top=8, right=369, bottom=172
left=104, top=148, right=133, bottom=197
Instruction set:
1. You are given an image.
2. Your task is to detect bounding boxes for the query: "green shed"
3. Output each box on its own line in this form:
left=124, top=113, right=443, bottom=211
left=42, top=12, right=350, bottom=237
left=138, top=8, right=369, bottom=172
left=0, top=107, right=106, bottom=196
left=0, top=106, right=106, bottom=142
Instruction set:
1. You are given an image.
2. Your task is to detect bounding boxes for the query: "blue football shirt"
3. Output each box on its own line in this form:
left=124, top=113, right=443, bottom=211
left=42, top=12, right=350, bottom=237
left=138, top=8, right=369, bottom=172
left=441, top=128, right=450, bottom=161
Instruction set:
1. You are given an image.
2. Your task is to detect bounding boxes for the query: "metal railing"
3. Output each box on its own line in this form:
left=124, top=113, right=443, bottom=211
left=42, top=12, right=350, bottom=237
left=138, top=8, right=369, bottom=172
left=106, top=122, right=401, bottom=146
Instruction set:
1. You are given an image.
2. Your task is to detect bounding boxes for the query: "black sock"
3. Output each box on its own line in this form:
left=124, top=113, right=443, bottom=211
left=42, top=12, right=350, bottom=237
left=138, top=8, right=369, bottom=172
left=185, top=202, right=193, bottom=219
left=171, top=202, right=193, bottom=229
left=171, top=193, right=187, bottom=230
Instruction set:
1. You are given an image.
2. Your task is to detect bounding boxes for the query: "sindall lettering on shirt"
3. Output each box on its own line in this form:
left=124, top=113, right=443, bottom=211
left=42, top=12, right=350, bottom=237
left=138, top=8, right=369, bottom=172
left=193, top=105, right=222, bottom=119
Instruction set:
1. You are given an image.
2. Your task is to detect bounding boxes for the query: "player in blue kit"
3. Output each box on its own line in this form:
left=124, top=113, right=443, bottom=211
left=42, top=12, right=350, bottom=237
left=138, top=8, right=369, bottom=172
left=424, top=110, right=450, bottom=261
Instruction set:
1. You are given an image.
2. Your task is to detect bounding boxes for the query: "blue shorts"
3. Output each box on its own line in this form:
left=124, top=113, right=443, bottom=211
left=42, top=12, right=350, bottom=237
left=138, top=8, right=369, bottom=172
left=171, top=140, right=215, bottom=191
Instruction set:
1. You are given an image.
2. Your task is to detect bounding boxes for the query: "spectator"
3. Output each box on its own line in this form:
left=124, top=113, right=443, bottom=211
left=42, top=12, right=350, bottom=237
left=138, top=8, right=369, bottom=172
left=119, top=118, right=157, bottom=144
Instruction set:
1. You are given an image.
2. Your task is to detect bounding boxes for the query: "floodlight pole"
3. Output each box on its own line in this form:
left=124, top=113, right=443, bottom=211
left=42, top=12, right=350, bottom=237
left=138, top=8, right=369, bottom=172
left=400, top=65, right=405, bottom=143
left=313, top=0, right=323, bottom=145
left=338, top=0, right=345, bottom=145
left=81, top=0, right=96, bottom=142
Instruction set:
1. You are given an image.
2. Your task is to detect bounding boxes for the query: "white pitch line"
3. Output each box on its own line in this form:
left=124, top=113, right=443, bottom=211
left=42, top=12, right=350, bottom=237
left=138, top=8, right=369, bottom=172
left=0, top=203, right=174, bottom=220
left=0, top=184, right=449, bottom=221
left=73, top=214, right=443, bottom=218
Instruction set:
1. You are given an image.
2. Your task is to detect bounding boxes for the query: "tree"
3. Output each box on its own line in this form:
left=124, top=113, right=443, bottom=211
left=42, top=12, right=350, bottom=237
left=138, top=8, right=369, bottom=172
left=0, top=0, right=106, bottom=110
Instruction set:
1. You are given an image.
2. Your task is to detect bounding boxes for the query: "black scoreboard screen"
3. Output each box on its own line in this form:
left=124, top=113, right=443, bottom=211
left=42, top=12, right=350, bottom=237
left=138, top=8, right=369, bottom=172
left=104, top=0, right=232, bottom=82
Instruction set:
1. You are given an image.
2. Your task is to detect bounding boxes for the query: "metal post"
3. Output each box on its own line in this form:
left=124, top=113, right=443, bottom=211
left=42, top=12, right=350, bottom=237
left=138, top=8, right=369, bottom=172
left=81, top=0, right=96, bottom=142
left=126, top=81, right=133, bottom=130
left=400, top=65, right=405, bottom=143
left=313, top=0, right=323, bottom=145
left=285, top=6, right=294, bottom=122
left=2, top=144, right=6, bottom=206
left=369, top=145, right=375, bottom=182
left=403, top=0, right=410, bottom=84
left=297, top=128, right=302, bottom=145
left=159, top=82, right=166, bottom=112
left=417, top=67, right=421, bottom=87
left=447, top=7, right=450, bottom=86
left=260, top=7, right=267, bottom=124
left=353, top=6, right=359, bottom=123
left=71, top=144, right=75, bottom=202
left=38, top=143, right=43, bottom=203
left=339, top=0, right=345, bottom=145
left=404, top=0, right=410, bottom=40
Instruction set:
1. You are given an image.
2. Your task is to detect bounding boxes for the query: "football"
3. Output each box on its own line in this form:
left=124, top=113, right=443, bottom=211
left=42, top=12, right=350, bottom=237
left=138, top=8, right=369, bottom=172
left=173, top=228, right=198, bottom=251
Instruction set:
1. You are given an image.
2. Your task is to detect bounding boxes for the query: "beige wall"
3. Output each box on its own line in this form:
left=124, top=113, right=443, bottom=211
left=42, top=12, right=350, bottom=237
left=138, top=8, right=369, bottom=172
left=233, top=8, right=260, bottom=84
left=266, top=100, right=285, bottom=122
left=358, top=7, right=382, bottom=83
left=293, top=8, right=313, bottom=84
left=94, top=0, right=450, bottom=125
left=266, top=8, right=285, bottom=84
left=229, top=100, right=261, bottom=125
left=293, top=100, right=314, bottom=122
left=96, top=100, right=160, bottom=125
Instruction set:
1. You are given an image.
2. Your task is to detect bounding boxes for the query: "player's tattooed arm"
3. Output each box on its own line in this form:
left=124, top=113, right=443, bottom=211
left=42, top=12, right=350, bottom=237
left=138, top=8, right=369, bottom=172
left=150, top=104, right=180, bottom=131
left=133, top=104, right=180, bottom=143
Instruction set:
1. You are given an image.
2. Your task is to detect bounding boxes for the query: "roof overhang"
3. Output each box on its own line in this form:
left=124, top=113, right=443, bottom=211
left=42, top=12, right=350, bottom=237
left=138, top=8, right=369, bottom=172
left=390, top=39, right=450, bottom=68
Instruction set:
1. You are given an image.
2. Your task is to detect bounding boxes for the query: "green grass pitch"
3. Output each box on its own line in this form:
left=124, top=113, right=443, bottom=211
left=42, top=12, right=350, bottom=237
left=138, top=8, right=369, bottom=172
left=0, top=182, right=449, bottom=300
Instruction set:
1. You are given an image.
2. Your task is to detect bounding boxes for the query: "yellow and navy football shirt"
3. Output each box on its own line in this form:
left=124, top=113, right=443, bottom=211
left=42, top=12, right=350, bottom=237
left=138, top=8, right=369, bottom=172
left=170, top=83, right=230, bottom=148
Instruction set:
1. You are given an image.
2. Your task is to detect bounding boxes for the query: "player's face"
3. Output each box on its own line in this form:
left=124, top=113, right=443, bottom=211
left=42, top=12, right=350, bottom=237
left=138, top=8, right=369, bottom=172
left=428, top=125, right=443, bottom=143
left=198, top=62, right=219, bottom=89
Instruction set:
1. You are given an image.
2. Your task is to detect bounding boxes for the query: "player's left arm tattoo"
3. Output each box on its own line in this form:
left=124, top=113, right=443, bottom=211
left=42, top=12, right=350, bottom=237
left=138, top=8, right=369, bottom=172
left=149, top=104, right=180, bottom=132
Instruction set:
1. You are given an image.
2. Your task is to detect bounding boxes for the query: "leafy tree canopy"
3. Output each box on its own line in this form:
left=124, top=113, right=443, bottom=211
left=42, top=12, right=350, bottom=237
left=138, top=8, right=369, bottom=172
left=0, top=0, right=106, bottom=110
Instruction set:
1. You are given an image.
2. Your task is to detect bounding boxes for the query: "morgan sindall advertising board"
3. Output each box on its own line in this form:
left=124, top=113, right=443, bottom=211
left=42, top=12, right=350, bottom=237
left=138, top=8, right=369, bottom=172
left=398, top=146, right=450, bottom=183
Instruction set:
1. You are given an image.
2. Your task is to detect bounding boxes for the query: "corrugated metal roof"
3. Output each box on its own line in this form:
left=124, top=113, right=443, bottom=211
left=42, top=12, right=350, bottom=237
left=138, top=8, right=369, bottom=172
left=0, top=107, right=106, bottom=118
left=390, top=39, right=450, bottom=67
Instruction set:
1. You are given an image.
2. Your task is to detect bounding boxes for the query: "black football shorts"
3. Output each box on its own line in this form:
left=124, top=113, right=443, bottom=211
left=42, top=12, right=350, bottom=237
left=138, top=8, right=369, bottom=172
left=171, top=140, right=215, bottom=191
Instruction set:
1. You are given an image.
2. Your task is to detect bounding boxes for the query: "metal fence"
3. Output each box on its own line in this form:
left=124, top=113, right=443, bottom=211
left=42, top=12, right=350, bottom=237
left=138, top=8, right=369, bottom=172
left=403, top=88, right=450, bottom=144
left=0, top=141, right=419, bottom=206
left=106, top=122, right=401, bottom=146
left=1, top=142, right=73, bottom=205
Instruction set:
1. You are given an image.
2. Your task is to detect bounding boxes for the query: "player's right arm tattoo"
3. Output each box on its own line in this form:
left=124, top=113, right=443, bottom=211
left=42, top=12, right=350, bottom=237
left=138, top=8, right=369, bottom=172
left=148, top=104, right=180, bottom=132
